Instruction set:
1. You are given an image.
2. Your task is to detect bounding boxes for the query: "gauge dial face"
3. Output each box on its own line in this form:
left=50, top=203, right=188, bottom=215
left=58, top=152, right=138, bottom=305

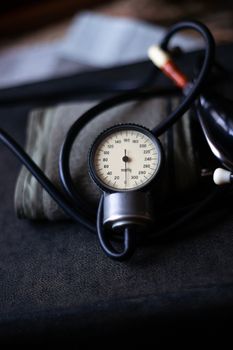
left=89, top=125, right=162, bottom=191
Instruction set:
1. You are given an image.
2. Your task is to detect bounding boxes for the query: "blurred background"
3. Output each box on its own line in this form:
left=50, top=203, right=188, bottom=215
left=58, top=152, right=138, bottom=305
left=0, top=0, right=232, bottom=88
left=0, top=0, right=232, bottom=42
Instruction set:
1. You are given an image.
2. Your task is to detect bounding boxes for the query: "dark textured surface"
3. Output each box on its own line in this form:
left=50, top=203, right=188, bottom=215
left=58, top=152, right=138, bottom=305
left=0, top=46, right=233, bottom=341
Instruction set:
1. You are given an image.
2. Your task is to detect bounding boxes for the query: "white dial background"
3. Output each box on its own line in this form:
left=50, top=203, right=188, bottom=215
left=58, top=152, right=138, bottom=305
left=93, top=129, right=161, bottom=190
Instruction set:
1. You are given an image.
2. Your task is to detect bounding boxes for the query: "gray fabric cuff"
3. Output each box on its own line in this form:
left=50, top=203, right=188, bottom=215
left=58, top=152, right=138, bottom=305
left=14, top=99, right=199, bottom=221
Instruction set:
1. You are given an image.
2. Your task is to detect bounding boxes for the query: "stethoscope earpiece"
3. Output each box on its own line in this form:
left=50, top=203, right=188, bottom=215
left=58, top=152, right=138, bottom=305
left=213, top=168, right=233, bottom=186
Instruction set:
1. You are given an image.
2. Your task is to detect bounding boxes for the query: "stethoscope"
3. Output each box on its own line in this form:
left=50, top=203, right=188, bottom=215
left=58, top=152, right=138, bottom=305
left=0, top=21, right=233, bottom=261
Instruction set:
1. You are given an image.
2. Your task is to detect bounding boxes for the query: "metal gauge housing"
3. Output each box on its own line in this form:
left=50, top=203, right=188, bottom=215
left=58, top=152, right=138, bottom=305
left=89, top=124, right=163, bottom=192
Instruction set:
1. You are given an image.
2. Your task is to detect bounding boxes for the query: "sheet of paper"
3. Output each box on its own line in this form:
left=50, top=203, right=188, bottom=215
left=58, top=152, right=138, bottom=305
left=60, top=11, right=201, bottom=66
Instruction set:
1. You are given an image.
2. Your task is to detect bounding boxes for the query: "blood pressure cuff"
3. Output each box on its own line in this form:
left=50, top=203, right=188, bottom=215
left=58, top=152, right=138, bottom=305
left=14, top=98, right=199, bottom=220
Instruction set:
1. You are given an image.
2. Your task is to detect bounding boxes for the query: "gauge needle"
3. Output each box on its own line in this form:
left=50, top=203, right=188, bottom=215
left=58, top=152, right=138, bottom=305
left=124, top=149, right=127, bottom=187
left=123, top=149, right=128, bottom=187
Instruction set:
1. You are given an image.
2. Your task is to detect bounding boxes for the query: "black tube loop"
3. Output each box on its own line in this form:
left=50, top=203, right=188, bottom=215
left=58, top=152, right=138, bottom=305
left=97, top=195, right=136, bottom=261
left=152, top=20, right=215, bottom=136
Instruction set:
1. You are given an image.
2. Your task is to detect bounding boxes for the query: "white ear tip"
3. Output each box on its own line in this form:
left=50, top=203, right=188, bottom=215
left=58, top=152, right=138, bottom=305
left=147, top=45, right=169, bottom=68
left=213, top=168, right=231, bottom=185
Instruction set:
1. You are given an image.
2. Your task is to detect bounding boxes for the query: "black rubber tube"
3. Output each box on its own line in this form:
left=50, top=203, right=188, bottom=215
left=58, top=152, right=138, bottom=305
left=152, top=20, right=215, bottom=136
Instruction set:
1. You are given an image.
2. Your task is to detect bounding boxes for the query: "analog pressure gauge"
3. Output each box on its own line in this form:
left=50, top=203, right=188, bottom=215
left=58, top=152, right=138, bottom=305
left=89, top=124, right=163, bottom=192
